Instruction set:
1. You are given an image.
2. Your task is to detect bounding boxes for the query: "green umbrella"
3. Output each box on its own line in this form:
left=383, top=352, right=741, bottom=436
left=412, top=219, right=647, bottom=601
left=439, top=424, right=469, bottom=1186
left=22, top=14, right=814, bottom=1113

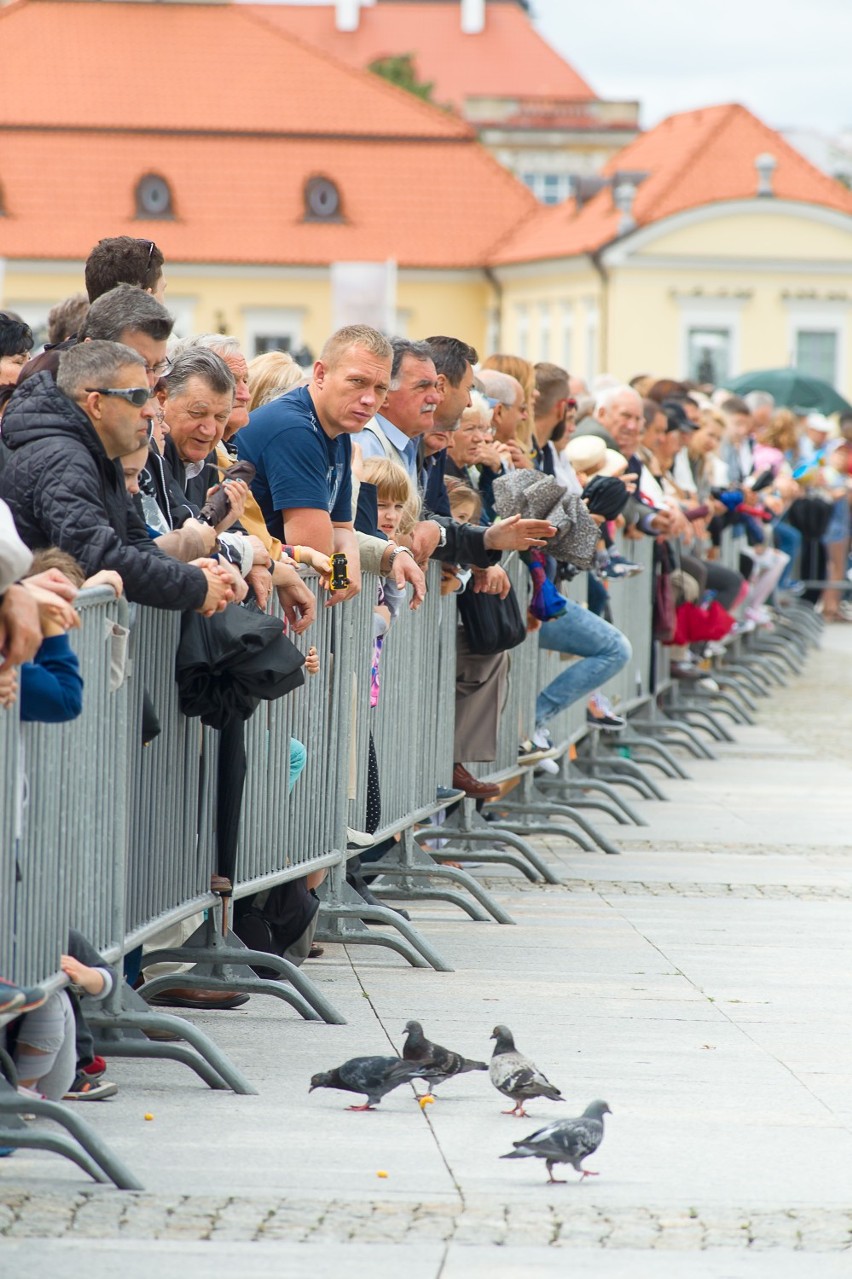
left=727, top=368, right=852, bottom=416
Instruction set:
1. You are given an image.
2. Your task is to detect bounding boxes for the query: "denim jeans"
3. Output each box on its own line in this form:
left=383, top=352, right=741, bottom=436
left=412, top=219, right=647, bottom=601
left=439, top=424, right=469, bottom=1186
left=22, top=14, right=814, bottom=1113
left=535, top=599, right=632, bottom=727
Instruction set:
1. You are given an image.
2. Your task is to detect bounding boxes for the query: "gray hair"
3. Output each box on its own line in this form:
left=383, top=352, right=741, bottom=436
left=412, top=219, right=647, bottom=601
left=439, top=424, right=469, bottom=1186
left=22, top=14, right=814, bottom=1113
left=460, top=389, right=493, bottom=429
left=477, top=368, right=520, bottom=407
left=744, top=390, right=775, bottom=412
left=174, top=333, right=242, bottom=361
left=57, top=340, right=145, bottom=400
left=389, top=337, right=436, bottom=389
left=165, top=347, right=236, bottom=400
left=594, top=384, right=641, bottom=413
left=80, top=283, right=173, bottom=344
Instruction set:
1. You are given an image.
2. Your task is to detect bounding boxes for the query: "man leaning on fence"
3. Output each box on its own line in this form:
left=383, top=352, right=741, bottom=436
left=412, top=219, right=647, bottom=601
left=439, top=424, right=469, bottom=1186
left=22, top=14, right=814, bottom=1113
left=0, top=342, right=235, bottom=615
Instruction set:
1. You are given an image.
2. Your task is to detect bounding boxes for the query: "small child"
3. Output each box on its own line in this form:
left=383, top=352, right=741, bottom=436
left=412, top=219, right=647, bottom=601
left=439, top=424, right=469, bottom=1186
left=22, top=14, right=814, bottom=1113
left=7, top=930, right=116, bottom=1103
left=447, top=483, right=482, bottom=527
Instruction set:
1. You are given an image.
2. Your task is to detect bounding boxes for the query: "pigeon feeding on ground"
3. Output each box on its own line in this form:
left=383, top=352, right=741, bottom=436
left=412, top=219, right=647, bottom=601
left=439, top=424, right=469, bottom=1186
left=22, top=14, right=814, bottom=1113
left=402, top=1020, right=488, bottom=1093
left=489, top=1024, right=565, bottom=1117
left=500, top=1100, right=611, bottom=1183
left=309, top=1055, right=429, bottom=1110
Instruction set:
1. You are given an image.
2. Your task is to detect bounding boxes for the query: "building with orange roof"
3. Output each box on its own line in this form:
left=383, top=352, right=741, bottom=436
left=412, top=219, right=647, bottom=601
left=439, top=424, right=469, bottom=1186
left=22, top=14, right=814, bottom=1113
left=0, top=0, right=537, bottom=353
left=2, top=1, right=852, bottom=392
left=490, top=103, right=852, bottom=390
left=247, top=0, right=640, bottom=205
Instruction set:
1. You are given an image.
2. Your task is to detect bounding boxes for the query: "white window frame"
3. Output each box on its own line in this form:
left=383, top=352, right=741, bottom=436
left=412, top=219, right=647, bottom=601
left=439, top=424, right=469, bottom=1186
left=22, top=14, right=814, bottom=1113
left=559, top=301, right=573, bottom=371
left=584, top=298, right=599, bottom=382
left=162, top=294, right=198, bottom=341
left=785, top=300, right=848, bottom=389
left=515, top=304, right=529, bottom=360
left=538, top=303, right=551, bottom=362
left=242, top=306, right=304, bottom=359
left=677, top=297, right=744, bottom=382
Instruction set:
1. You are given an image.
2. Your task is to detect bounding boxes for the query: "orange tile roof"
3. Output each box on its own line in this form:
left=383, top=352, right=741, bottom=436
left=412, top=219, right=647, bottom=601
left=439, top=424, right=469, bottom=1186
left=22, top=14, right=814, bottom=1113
left=0, top=128, right=538, bottom=268
left=0, top=0, right=471, bottom=138
left=492, top=102, right=852, bottom=266
left=0, top=0, right=541, bottom=268
left=247, top=1, right=596, bottom=110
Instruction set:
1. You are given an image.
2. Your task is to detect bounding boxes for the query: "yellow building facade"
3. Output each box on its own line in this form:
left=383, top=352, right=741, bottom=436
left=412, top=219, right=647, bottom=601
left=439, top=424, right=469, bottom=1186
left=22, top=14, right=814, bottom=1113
left=494, top=200, right=852, bottom=390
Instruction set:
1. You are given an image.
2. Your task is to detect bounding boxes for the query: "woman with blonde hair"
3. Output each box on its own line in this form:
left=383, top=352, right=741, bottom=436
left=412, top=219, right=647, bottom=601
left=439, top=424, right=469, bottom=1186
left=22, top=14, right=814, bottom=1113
left=480, top=353, right=535, bottom=453
left=247, top=350, right=305, bottom=412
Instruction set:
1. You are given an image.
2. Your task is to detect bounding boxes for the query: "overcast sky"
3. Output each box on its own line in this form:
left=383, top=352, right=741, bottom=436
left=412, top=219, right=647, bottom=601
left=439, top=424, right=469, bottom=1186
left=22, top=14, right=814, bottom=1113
left=531, top=0, right=852, bottom=135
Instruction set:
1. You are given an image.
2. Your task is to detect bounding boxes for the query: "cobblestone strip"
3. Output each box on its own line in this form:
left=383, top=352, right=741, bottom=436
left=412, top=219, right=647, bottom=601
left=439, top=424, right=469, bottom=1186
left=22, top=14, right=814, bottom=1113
left=3, top=1192, right=852, bottom=1250
left=478, top=876, right=852, bottom=900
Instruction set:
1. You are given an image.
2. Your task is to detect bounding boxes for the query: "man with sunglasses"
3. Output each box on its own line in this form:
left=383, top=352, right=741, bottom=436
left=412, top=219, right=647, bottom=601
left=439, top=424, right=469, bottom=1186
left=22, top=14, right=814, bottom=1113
left=0, top=341, right=234, bottom=616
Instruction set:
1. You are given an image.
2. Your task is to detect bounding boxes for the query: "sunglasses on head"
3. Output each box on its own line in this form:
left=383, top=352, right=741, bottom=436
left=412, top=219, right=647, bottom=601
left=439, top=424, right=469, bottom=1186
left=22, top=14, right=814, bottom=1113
left=86, top=386, right=151, bottom=408
left=137, top=238, right=157, bottom=272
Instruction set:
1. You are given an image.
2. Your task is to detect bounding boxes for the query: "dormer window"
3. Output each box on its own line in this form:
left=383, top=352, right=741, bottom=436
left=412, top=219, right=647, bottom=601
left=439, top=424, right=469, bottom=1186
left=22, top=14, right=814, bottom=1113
left=304, top=176, right=343, bottom=222
left=136, top=174, right=174, bottom=219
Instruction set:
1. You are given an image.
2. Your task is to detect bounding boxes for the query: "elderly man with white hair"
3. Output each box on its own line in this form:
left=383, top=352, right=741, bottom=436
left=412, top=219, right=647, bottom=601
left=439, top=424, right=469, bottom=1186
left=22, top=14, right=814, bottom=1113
left=592, top=385, right=675, bottom=536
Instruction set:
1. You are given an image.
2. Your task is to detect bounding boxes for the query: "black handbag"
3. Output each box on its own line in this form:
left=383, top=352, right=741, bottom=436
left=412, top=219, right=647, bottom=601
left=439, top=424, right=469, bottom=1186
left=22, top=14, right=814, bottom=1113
left=175, top=602, right=305, bottom=730
left=456, top=583, right=527, bottom=655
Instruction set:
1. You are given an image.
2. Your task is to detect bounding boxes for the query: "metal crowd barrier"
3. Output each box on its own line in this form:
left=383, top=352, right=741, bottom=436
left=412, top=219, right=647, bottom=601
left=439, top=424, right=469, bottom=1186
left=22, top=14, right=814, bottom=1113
left=0, top=588, right=140, bottom=1189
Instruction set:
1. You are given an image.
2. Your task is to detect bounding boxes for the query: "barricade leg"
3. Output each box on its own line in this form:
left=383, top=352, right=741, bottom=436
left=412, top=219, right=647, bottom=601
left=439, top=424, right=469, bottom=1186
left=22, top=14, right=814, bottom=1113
left=538, top=765, right=649, bottom=825
left=315, top=864, right=452, bottom=971
left=576, top=734, right=670, bottom=800
left=369, top=831, right=516, bottom=924
left=491, top=773, right=622, bottom=855
left=137, top=907, right=344, bottom=1024
left=626, top=713, right=717, bottom=761
left=424, top=799, right=564, bottom=883
left=0, top=1080, right=142, bottom=1190
left=87, top=981, right=257, bottom=1095
left=610, top=730, right=692, bottom=779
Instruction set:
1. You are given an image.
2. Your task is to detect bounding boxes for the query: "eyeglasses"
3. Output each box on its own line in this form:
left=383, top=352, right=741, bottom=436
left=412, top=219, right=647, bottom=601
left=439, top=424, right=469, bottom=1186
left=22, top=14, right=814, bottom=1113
left=85, top=387, right=151, bottom=408
left=144, top=357, right=172, bottom=378
left=137, top=239, right=157, bottom=272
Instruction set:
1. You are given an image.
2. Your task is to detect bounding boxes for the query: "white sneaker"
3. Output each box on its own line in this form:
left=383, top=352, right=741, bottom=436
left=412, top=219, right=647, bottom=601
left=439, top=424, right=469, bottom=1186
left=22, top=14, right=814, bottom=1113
left=535, top=757, right=560, bottom=776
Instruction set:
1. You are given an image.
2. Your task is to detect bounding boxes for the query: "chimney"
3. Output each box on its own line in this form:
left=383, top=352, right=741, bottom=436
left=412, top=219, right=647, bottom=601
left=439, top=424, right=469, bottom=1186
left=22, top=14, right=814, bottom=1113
left=613, top=179, right=637, bottom=236
left=461, top=0, right=485, bottom=35
left=755, top=152, right=777, bottom=197
left=335, top=0, right=360, bottom=32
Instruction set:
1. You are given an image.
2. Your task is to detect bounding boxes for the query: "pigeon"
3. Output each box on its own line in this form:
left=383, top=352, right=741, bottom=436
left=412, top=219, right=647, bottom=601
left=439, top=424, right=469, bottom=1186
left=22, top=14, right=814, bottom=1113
left=309, top=1055, right=429, bottom=1110
left=500, top=1100, right=611, bottom=1183
left=402, top=1019, right=488, bottom=1092
left=489, top=1024, right=565, bottom=1117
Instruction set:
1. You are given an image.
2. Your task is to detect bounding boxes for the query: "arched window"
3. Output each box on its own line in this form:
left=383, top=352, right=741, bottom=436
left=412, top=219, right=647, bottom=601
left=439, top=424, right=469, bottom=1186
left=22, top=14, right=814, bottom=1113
left=135, top=174, right=174, bottom=219
left=303, top=176, right=343, bottom=222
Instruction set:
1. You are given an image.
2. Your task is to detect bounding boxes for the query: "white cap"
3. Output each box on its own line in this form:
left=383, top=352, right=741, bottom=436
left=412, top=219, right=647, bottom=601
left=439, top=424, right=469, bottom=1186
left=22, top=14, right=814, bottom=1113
left=806, top=413, right=832, bottom=434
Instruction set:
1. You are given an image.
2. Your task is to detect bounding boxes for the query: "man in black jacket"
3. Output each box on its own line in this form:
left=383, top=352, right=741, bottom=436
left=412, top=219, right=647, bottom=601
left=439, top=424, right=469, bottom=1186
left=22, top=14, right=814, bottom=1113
left=0, top=341, right=234, bottom=614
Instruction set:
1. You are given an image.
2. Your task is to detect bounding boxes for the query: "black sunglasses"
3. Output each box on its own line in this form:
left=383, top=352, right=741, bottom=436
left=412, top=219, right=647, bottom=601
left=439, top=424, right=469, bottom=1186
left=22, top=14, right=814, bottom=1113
left=85, top=386, right=151, bottom=408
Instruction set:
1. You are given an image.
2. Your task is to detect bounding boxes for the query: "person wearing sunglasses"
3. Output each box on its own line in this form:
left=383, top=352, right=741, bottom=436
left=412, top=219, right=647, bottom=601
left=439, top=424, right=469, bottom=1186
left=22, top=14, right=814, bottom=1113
left=0, top=341, right=234, bottom=619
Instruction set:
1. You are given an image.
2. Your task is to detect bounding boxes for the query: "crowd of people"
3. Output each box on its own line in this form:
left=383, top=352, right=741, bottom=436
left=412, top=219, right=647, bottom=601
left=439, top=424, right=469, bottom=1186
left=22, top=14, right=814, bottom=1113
left=0, top=234, right=846, bottom=1121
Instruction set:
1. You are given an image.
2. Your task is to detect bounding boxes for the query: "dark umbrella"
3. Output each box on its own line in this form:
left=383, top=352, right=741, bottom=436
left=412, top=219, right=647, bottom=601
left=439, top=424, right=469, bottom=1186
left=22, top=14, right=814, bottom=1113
left=175, top=604, right=305, bottom=731
left=727, top=368, right=852, bottom=416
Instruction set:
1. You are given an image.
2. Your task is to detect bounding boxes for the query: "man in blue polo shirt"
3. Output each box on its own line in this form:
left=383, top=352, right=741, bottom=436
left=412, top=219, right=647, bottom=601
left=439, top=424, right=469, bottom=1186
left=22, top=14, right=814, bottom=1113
left=237, top=324, right=395, bottom=606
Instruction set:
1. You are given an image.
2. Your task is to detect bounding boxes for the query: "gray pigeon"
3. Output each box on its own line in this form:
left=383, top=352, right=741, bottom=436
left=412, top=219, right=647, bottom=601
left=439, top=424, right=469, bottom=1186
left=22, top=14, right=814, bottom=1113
left=489, top=1024, right=564, bottom=1117
left=500, top=1100, right=611, bottom=1183
left=309, top=1055, right=429, bottom=1110
left=402, top=1019, right=488, bottom=1092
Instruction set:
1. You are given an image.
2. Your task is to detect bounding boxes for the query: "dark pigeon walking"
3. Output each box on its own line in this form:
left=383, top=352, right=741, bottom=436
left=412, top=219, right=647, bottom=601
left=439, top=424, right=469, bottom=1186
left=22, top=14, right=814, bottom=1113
left=309, top=1055, right=428, bottom=1111
left=489, top=1024, right=564, bottom=1117
left=402, top=1020, right=488, bottom=1092
left=500, top=1100, right=611, bottom=1183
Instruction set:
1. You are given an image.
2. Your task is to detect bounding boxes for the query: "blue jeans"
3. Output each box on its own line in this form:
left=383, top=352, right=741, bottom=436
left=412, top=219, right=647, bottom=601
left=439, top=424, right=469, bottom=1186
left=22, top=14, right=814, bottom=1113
left=535, top=599, right=632, bottom=727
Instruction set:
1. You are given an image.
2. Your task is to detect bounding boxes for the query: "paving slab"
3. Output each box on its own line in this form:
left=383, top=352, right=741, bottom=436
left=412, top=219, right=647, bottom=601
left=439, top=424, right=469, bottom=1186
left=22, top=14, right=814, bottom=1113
left=3, top=619, right=852, bottom=1274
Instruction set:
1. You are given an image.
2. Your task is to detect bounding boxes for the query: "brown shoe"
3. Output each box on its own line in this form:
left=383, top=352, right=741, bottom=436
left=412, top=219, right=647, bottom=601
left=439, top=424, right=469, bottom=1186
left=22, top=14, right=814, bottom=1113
left=146, top=988, right=249, bottom=1010
left=452, top=763, right=501, bottom=799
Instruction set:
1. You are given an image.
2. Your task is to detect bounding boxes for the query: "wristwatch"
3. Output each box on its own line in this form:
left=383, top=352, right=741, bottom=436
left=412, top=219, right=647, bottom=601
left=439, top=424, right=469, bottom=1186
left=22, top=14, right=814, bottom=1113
left=432, top=520, right=447, bottom=548
left=388, top=544, right=415, bottom=568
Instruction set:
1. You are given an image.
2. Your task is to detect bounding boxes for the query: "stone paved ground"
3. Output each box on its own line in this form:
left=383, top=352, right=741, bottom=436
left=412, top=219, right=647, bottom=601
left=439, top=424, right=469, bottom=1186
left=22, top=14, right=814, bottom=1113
left=3, top=620, right=852, bottom=1278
